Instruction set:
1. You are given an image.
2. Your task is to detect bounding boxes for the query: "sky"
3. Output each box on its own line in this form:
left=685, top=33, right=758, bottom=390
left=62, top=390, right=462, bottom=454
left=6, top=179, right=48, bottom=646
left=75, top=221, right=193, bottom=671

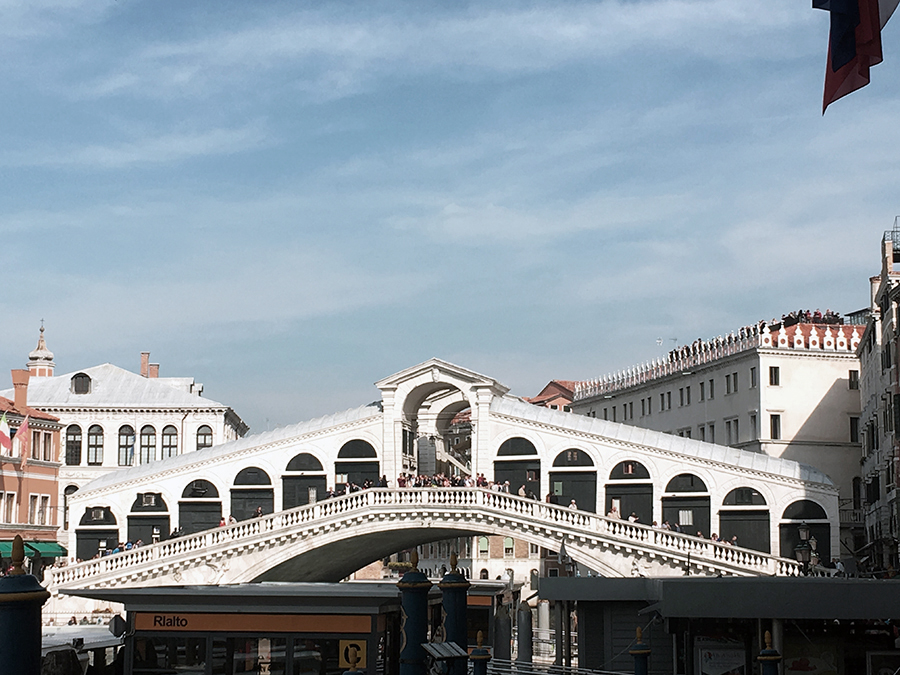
left=1, top=0, right=898, bottom=433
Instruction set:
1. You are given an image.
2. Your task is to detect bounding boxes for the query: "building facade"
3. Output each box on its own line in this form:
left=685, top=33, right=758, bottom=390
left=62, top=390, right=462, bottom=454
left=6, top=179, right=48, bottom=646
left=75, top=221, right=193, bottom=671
left=572, top=319, right=864, bottom=551
left=857, top=227, right=900, bottom=573
left=0, top=330, right=248, bottom=550
left=0, top=368, right=64, bottom=560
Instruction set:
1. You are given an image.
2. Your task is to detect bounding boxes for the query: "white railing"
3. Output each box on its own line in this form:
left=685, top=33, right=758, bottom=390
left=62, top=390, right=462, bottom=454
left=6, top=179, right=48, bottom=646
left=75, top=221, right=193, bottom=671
left=48, top=488, right=801, bottom=589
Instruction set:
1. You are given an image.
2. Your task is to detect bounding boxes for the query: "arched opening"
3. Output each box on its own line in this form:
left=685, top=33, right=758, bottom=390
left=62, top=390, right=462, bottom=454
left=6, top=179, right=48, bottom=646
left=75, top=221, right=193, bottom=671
left=179, top=479, right=222, bottom=534
left=605, top=460, right=652, bottom=524
left=779, top=500, right=829, bottom=558
left=283, top=452, right=327, bottom=509
left=139, top=425, right=156, bottom=465
left=549, top=449, right=597, bottom=511
left=196, top=425, right=213, bottom=452
left=127, top=493, right=170, bottom=545
left=494, top=437, right=540, bottom=497
left=480, top=569, right=489, bottom=580
left=87, top=425, right=103, bottom=465
left=720, top=487, right=770, bottom=552
left=118, top=425, right=135, bottom=466
left=161, top=425, right=178, bottom=459
left=335, top=440, right=379, bottom=490
left=75, top=507, right=118, bottom=561
left=63, top=484, right=79, bottom=530
left=661, top=473, right=710, bottom=537
left=231, top=467, right=274, bottom=521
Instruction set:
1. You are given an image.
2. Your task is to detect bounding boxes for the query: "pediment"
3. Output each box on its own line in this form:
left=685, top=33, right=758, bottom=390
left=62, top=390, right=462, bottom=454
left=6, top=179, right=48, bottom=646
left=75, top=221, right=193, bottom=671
left=375, top=358, right=509, bottom=396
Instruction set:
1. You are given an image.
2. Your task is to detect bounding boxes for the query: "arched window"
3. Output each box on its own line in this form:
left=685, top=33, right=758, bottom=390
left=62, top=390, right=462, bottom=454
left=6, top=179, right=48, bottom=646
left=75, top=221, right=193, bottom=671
left=782, top=500, right=827, bottom=520
left=181, top=479, right=219, bottom=499
left=161, top=426, right=178, bottom=459
left=234, top=467, right=272, bottom=485
left=337, top=440, right=377, bottom=458
left=196, top=425, right=213, bottom=452
left=63, top=485, right=79, bottom=529
left=665, top=474, right=708, bottom=492
left=118, top=425, right=135, bottom=466
left=139, top=426, right=156, bottom=464
left=65, top=425, right=82, bottom=466
left=286, top=453, right=325, bottom=472
left=608, top=460, right=651, bottom=480
left=552, top=449, right=594, bottom=466
left=497, top=437, right=538, bottom=456
left=724, top=488, right=767, bottom=506
left=503, top=537, right=514, bottom=557
left=87, top=425, right=103, bottom=465
left=71, top=373, right=91, bottom=394
left=480, top=569, right=489, bottom=579
left=478, top=536, right=489, bottom=557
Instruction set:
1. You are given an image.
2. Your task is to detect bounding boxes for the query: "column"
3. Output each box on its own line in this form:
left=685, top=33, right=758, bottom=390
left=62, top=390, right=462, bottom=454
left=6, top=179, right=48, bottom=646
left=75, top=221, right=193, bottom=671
left=398, top=551, right=433, bottom=675
left=0, top=536, right=50, bottom=675
left=438, top=553, right=470, bottom=675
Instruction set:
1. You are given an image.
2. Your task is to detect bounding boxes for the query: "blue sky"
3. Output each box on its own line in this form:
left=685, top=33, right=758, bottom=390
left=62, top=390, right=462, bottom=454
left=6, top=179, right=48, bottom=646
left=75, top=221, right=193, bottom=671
left=1, top=0, right=898, bottom=432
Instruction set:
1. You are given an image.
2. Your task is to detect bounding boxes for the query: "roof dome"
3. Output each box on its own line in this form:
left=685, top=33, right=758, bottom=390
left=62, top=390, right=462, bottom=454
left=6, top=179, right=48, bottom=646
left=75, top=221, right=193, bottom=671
left=29, top=326, right=54, bottom=362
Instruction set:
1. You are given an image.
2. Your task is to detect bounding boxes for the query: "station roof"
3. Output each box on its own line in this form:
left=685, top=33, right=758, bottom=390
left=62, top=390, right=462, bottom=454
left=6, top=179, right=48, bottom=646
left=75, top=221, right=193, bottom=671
left=64, top=582, right=403, bottom=615
left=539, top=577, right=900, bottom=620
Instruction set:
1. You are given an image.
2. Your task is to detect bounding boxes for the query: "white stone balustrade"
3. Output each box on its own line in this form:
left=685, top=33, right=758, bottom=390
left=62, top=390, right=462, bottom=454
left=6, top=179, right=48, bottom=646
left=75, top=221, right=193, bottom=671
left=47, top=488, right=802, bottom=596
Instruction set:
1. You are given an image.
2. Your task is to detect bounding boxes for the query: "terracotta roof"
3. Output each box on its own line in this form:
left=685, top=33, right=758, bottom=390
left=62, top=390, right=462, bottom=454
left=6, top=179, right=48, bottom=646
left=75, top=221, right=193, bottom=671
left=0, top=396, right=59, bottom=423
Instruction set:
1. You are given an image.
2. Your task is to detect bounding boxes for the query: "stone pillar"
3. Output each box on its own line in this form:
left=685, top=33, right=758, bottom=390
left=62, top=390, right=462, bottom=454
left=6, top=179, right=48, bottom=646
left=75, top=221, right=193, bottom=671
left=757, top=630, right=782, bottom=675
left=470, top=631, right=491, bottom=675
left=537, top=599, right=550, bottom=657
left=493, top=601, right=512, bottom=661
left=629, top=627, right=650, bottom=675
left=438, top=553, right=470, bottom=675
left=516, top=601, right=533, bottom=664
left=398, top=552, right=433, bottom=675
left=0, top=536, right=50, bottom=675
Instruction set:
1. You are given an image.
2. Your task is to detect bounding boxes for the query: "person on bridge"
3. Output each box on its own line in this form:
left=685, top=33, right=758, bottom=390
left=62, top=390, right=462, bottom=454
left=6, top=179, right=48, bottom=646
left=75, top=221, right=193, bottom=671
left=568, top=499, right=577, bottom=509
left=518, top=485, right=527, bottom=497
left=254, top=506, right=263, bottom=518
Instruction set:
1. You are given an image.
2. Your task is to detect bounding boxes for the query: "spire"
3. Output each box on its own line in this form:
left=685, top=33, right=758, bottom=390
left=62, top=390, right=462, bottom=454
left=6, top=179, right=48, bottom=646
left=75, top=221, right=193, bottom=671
left=27, top=324, right=55, bottom=377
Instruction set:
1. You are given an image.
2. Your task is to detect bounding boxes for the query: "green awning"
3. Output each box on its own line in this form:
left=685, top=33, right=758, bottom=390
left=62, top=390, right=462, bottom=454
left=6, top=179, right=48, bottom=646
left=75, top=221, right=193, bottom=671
left=25, top=541, right=67, bottom=557
left=0, top=541, right=67, bottom=557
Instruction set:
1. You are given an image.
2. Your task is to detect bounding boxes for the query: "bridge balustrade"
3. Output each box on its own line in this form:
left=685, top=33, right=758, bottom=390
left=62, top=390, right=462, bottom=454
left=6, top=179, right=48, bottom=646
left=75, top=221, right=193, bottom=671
left=48, top=488, right=802, bottom=589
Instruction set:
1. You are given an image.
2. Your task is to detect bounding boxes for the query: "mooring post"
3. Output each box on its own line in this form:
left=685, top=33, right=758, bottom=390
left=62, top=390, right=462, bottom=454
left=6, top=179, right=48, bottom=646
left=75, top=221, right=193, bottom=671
left=0, top=535, right=50, bottom=675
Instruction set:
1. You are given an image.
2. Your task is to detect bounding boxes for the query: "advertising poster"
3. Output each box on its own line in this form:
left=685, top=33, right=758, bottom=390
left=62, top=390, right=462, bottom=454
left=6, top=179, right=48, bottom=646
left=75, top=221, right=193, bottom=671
left=783, top=640, right=841, bottom=675
left=695, top=637, right=746, bottom=675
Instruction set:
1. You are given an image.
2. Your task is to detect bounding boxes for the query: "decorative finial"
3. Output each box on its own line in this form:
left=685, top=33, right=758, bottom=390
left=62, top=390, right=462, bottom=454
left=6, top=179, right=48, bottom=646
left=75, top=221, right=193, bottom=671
left=410, top=550, right=419, bottom=570
left=450, top=551, right=458, bottom=572
left=10, top=534, right=25, bottom=575
left=476, top=630, right=484, bottom=648
left=636, top=626, right=643, bottom=641
left=764, top=631, right=772, bottom=649
left=347, top=646, right=359, bottom=672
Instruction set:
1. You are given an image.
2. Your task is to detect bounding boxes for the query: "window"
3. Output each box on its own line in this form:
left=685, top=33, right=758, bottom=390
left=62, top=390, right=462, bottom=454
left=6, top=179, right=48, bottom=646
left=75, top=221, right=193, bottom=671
left=726, top=419, right=739, bottom=445
left=623, top=461, right=635, bottom=475
left=850, top=416, right=860, bottom=443
left=750, top=367, right=757, bottom=388
left=2, top=492, right=15, bottom=523
left=699, top=426, right=706, bottom=441
left=660, top=393, right=665, bottom=411
left=87, top=425, right=103, bottom=465
left=686, top=386, right=691, bottom=405
left=42, top=431, right=52, bottom=461
left=118, top=425, right=135, bottom=466
left=641, top=399, right=646, bottom=416
left=726, top=374, right=732, bottom=394
left=769, top=366, right=780, bottom=386
left=732, top=372, right=738, bottom=392
left=679, top=388, right=685, bottom=407
left=628, top=401, right=633, bottom=419
left=529, top=543, right=540, bottom=556
left=31, top=430, right=41, bottom=460
left=678, top=509, right=693, bottom=526
left=749, top=414, right=758, bottom=440
left=71, top=373, right=91, bottom=394
left=139, top=425, right=156, bottom=464
left=196, top=425, right=213, bottom=451
left=503, top=537, right=514, bottom=557
left=142, top=493, right=157, bottom=507
left=39, top=495, right=49, bottom=525
left=65, top=425, right=82, bottom=465
left=849, top=370, right=859, bottom=390
left=478, top=536, right=489, bottom=557
left=28, top=495, right=38, bottom=524
left=699, top=382, right=706, bottom=401
left=161, top=426, right=178, bottom=459
left=646, top=397, right=651, bottom=415
left=708, top=379, right=715, bottom=399
left=550, top=404, right=558, bottom=410
left=666, top=391, right=672, bottom=410
left=563, top=405, right=572, bottom=412
left=603, top=408, right=608, bottom=420
left=770, top=414, right=782, bottom=440
left=612, top=407, right=617, bottom=422
left=708, top=423, right=715, bottom=443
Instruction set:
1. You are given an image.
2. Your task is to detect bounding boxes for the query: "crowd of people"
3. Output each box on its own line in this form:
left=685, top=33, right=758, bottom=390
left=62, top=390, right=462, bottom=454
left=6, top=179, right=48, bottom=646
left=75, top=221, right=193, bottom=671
left=779, top=308, right=843, bottom=327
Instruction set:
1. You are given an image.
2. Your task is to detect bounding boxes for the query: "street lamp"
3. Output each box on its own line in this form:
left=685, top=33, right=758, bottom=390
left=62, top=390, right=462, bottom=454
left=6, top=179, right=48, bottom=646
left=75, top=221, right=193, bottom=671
left=794, top=522, right=812, bottom=575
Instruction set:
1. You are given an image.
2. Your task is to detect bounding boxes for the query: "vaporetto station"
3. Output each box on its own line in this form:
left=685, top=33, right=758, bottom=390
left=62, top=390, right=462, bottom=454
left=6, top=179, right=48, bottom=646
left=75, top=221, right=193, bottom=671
left=54, top=359, right=837, bottom=595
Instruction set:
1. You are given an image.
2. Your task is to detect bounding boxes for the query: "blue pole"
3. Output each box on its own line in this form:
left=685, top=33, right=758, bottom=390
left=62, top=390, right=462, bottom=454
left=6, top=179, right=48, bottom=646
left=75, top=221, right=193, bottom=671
left=438, top=553, right=470, bottom=675
left=398, top=552, right=433, bottom=675
left=0, top=536, right=50, bottom=675
left=629, top=627, right=650, bottom=675
left=757, top=630, right=782, bottom=675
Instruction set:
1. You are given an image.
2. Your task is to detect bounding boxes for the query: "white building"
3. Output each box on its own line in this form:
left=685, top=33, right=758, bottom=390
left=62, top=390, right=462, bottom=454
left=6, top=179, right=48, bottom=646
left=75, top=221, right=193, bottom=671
left=572, top=319, right=865, bottom=551
left=0, top=330, right=248, bottom=550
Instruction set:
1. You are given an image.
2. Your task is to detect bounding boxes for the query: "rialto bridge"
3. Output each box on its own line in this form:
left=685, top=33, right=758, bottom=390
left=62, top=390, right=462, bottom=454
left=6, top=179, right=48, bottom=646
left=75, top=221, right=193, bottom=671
left=56, top=359, right=837, bottom=594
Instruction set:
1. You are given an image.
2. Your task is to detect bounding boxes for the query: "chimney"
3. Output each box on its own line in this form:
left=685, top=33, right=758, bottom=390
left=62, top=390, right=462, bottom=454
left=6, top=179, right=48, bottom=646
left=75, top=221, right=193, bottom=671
left=149, top=363, right=159, bottom=378
left=11, top=369, right=30, bottom=412
left=141, top=352, right=150, bottom=378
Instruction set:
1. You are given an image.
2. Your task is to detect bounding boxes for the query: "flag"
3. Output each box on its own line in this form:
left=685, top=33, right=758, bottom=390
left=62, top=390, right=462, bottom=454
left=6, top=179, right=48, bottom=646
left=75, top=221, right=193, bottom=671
left=814, top=0, right=900, bottom=112
left=15, top=416, right=30, bottom=467
left=0, top=413, right=10, bottom=452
